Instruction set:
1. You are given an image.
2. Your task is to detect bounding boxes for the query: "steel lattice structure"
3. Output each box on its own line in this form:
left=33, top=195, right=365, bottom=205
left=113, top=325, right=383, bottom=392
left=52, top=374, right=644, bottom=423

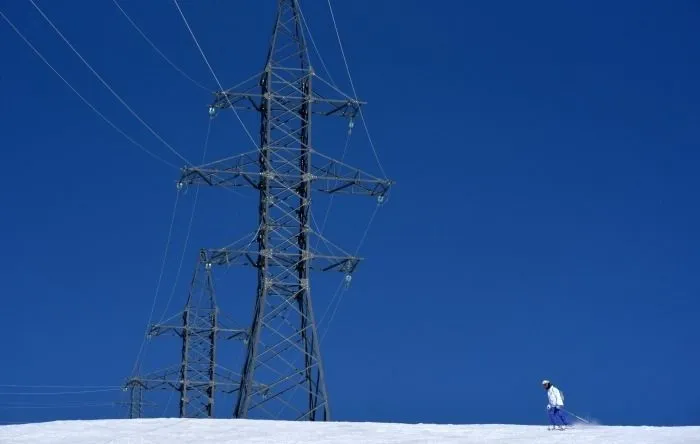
left=125, top=249, right=247, bottom=418
left=124, top=379, right=144, bottom=419
left=126, top=0, right=392, bottom=421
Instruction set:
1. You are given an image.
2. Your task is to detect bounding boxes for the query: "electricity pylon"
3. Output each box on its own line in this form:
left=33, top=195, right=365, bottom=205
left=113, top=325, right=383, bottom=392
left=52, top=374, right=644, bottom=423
left=178, top=0, right=392, bottom=421
left=124, top=379, right=144, bottom=419
left=125, top=249, right=247, bottom=418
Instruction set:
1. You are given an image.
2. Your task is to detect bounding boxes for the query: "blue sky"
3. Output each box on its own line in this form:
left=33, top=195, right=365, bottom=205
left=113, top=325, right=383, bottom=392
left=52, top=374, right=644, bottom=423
left=1, top=0, right=699, bottom=427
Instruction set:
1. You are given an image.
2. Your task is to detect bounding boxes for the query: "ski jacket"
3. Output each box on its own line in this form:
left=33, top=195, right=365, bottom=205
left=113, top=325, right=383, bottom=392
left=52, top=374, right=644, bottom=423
left=547, top=386, right=564, bottom=408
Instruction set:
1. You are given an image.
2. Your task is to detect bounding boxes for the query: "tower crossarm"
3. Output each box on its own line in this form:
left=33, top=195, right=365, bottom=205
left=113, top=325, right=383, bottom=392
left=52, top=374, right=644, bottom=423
left=179, top=150, right=392, bottom=197
left=148, top=316, right=249, bottom=341
left=125, top=373, right=267, bottom=394
left=205, top=247, right=360, bottom=273
left=125, top=371, right=243, bottom=393
left=210, top=89, right=365, bottom=119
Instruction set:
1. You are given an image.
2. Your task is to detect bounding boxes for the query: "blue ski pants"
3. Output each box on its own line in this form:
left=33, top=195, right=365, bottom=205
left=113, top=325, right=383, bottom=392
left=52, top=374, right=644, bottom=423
left=548, top=407, right=569, bottom=426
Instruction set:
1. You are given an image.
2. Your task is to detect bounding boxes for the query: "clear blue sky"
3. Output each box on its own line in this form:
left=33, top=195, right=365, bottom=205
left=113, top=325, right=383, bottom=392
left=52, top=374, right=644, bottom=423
left=1, top=0, right=699, bottom=427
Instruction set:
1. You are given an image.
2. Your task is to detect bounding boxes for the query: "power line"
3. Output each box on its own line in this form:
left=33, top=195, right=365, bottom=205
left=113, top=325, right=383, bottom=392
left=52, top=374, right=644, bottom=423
left=129, top=189, right=182, bottom=376
left=112, top=0, right=211, bottom=92
left=0, top=9, right=178, bottom=170
left=171, top=0, right=259, bottom=151
left=326, top=0, right=388, bottom=180
left=317, top=1, right=388, bottom=339
left=0, top=388, right=122, bottom=396
left=0, top=402, right=119, bottom=409
left=298, top=1, right=383, bottom=339
left=305, top=1, right=388, bottom=340
left=0, top=384, right=121, bottom=389
left=27, top=0, right=193, bottom=167
left=313, top=122, right=354, bottom=252
left=298, top=0, right=337, bottom=87
left=156, top=119, right=212, bottom=323
left=320, top=202, right=382, bottom=342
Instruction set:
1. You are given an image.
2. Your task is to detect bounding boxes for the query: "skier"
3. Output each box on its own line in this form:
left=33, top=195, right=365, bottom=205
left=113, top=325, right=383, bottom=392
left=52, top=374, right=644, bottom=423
left=542, top=379, right=569, bottom=429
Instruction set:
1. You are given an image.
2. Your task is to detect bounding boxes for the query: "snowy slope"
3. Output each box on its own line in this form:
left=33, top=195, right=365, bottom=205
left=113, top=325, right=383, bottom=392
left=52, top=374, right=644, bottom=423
left=1, top=418, right=698, bottom=444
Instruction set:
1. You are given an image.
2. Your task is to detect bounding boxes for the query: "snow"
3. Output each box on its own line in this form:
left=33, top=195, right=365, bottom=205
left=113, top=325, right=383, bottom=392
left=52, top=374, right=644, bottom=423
left=1, top=418, right=698, bottom=444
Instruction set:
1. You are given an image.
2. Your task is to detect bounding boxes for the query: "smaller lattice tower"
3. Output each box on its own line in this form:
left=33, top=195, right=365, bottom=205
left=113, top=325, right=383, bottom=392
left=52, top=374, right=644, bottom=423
left=125, top=249, right=247, bottom=418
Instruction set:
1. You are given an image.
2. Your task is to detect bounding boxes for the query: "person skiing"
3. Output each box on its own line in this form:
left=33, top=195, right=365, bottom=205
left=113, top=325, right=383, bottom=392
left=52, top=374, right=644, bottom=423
left=542, top=379, right=569, bottom=429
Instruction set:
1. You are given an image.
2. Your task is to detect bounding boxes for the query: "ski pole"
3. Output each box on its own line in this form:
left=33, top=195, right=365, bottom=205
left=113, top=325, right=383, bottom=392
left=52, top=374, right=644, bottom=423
left=563, top=409, right=590, bottom=424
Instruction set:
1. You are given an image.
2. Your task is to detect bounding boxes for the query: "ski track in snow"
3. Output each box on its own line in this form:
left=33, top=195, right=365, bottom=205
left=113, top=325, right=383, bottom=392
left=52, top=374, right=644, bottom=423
left=0, top=418, right=698, bottom=443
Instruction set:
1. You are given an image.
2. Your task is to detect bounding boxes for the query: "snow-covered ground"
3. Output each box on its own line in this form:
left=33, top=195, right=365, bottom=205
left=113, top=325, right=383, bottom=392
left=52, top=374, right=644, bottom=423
left=1, top=418, right=698, bottom=443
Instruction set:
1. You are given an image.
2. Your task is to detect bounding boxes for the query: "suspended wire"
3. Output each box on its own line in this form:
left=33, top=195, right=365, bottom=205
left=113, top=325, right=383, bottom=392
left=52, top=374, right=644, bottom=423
left=320, top=202, right=381, bottom=342
left=172, top=0, right=259, bottom=151
left=130, top=189, right=182, bottom=377
left=0, top=402, right=119, bottom=409
left=326, top=0, right=388, bottom=180
left=0, top=9, right=178, bottom=170
left=296, top=5, right=384, bottom=336
left=111, top=0, right=211, bottom=92
left=0, top=388, right=122, bottom=396
left=3, top=2, right=259, bottom=403
left=353, top=200, right=382, bottom=257
left=171, top=0, right=274, bottom=203
left=297, top=0, right=337, bottom=87
left=161, top=390, right=176, bottom=417
left=157, top=118, right=212, bottom=323
left=27, top=0, right=193, bottom=167
left=314, top=1, right=392, bottom=342
left=313, top=125, right=353, bottom=253
left=12, top=0, right=247, bottom=202
left=297, top=2, right=361, bottom=254
left=0, top=384, right=122, bottom=389
left=305, top=1, right=387, bottom=334
left=300, top=4, right=359, bottom=253
left=317, top=278, right=346, bottom=328
left=1, top=3, right=196, bottom=393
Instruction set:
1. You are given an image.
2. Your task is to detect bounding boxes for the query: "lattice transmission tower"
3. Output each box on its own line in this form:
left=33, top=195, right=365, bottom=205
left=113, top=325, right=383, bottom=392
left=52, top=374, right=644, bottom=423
left=125, top=249, right=247, bottom=418
left=126, top=0, right=392, bottom=421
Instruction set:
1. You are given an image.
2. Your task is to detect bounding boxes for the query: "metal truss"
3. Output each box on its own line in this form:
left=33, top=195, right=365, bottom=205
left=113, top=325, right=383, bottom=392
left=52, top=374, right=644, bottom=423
left=126, top=0, right=392, bottom=422
left=125, top=249, right=247, bottom=418
left=177, top=0, right=392, bottom=421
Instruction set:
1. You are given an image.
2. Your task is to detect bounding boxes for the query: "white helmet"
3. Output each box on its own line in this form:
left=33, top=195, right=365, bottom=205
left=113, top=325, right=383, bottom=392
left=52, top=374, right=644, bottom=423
left=542, top=379, right=550, bottom=385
